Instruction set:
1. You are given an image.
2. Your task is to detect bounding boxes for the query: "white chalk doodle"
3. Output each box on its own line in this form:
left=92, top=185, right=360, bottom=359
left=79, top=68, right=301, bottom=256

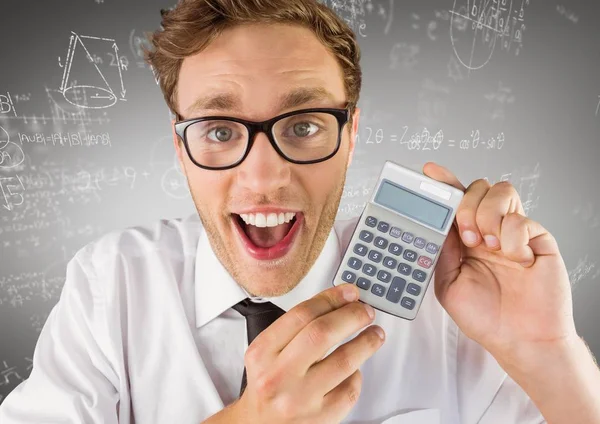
left=450, top=0, right=530, bottom=71
left=59, top=32, right=127, bottom=109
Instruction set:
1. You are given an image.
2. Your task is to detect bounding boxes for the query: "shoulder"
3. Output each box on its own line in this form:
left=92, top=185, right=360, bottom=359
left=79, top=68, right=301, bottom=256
left=73, top=214, right=203, bottom=286
left=333, top=215, right=360, bottom=252
left=74, top=213, right=203, bottom=271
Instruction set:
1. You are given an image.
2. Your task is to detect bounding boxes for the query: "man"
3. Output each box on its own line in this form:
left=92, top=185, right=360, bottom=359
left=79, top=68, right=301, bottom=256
left=1, top=0, right=599, bottom=423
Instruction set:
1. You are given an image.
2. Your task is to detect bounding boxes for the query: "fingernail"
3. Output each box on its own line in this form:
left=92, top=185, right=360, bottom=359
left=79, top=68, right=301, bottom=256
left=364, top=303, right=375, bottom=319
left=343, top=285, right=358, bottom=301
left=373, top=326, right=385, bottom=340
left=484, top=235, right=500, bottom=249
left=462, top=230, right=478, bottom=245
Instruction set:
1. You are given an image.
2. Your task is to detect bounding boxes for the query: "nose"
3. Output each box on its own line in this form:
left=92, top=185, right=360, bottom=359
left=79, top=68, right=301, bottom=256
left=236, top=131, right=291, bottom=194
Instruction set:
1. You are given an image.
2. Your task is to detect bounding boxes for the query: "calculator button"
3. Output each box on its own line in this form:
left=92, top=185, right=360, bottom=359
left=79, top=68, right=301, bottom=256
left=359, top=230, right=374, bottom=243
left=401, top=232, right=415, bottom=243
left=341, top=271, right=357, bottom=283
left=353, top=243, right=368, bottom=257
left=403, top=249, right=417, bottom=262
left=406, top=283, right=421, bottom=296
left=389, top=227, right=402, bottom=238
left=365, top=216, right=378, bottom=227
left=347, top=257, right=362, bottom=270
left=413, top=237, right=426, bottom=249
left=401, top=297, right=416, bottom=310
left=367, top=250, right=383, bottom=263
left=398, top=263, right=412, bottom=276
left=412, top=269, right=427, bottom=282
left=371, top=284, right=386, bottom=297
left=377, top=221, right=390, bottom=233
left=386, top=277, right=406, bottom=303
left=377, top=270, right=392, bottom=283
left=388, top=243, right=403, bottom=256
left=374, top=237, right=388, bottom=249
left=426, top=242, right=439, bottom=255
left=382, top=256, right=397, bottom=269
left=417, top=255, right=433, bottom=269
left=357, top=277, right=371, bottom=290
left=362, top=263, right=377, bottom=276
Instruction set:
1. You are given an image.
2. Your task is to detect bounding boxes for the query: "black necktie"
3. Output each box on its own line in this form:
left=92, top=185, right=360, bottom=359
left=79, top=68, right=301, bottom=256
left=231, top=298, right=286, bottom=397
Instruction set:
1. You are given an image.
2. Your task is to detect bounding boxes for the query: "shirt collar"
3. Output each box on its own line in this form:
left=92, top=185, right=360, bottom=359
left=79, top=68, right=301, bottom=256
left=195, top=225, right=342, bottom=328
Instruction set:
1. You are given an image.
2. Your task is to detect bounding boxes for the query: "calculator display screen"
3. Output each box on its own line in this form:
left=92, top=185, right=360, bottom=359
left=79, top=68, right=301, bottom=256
left=374, top=180, right=451, bottom=230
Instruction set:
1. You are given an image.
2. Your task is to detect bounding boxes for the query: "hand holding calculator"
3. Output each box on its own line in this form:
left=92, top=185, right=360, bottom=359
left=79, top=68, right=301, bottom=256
left=333, top=161, right=464, bottom=320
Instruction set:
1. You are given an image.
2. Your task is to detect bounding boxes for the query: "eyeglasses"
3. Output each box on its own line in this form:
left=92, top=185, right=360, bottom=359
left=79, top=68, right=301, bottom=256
left=174, top=106, right=351, bottom=170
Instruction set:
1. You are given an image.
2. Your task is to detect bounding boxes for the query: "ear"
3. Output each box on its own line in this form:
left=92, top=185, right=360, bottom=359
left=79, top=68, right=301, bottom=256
left=347, top=106, right=360, bottom=168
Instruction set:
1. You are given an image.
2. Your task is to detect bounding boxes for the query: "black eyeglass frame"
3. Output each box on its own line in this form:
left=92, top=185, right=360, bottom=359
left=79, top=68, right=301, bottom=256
left=174, top=106, right=351, bottom=171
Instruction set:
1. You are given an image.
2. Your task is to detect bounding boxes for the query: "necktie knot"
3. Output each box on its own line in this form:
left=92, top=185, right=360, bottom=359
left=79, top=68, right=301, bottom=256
left=232, top=298, right=285, bottom=317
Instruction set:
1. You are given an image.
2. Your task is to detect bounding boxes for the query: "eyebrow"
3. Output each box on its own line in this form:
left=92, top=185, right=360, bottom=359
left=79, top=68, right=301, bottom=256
left=185, top=87, right=338, bottom=116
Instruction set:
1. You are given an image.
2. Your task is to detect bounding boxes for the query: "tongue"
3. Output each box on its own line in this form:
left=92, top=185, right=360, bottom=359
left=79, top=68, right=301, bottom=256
left=244, top=220, right=294, bottom=248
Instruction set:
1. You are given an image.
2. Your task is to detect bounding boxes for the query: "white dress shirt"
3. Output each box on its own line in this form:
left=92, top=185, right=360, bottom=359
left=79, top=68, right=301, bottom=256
left=0, top=213, right=545, bottom=424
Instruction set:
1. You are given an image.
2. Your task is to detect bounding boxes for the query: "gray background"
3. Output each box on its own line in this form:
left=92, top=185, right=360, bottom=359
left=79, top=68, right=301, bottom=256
left=0, top=0, right=599, bottom=403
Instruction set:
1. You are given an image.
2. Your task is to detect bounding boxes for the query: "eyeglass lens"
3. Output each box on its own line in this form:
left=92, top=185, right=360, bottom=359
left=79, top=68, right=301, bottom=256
left=184, top=111, right=340, bottom=168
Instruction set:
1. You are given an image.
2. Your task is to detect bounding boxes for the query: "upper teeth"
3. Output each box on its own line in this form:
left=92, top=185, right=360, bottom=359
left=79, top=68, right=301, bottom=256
left=239, top=212, right=296, bottom=227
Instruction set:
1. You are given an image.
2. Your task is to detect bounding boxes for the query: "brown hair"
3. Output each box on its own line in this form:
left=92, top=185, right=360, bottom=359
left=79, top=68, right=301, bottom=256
left=144, top=0, right=361, bottom=121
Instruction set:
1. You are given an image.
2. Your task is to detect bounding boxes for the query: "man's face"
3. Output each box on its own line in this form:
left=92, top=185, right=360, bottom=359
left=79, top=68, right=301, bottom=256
left=173, top=23, right=360, bottom=297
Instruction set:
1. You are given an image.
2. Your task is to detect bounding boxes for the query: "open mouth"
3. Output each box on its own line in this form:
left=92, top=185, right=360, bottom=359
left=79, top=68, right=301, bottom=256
left=231, top=211, right=303, bottom=260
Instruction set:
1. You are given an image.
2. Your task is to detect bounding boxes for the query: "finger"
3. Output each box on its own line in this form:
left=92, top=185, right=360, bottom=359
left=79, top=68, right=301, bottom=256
left=279, top=301, right=375, bottom=374
left=248, top=284, right=359, bottom=363
left=433, top=223, right=463, bottom=304
left=321, top=369, right=363, bottom=423
left=422, top=162, right=467, bottom=191
left=499, top=213, right=561, bottom=267
left=475, top=181, right=525, bottom=251
left=455, top=178, right=491, bottom=247
left=306, top=325, right=384, bottom=395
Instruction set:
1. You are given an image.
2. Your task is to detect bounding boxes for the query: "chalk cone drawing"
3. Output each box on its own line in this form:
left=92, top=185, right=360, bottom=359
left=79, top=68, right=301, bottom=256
left=59, top=32, right=126, bottom=109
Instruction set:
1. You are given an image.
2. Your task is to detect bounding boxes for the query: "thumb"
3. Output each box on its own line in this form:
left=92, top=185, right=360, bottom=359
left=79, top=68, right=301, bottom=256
left=433, top=222, right=463, bottom=304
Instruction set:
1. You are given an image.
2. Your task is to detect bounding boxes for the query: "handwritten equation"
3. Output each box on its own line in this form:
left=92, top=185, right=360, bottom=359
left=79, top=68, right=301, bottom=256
left=357, top=126, right=506, bottom=151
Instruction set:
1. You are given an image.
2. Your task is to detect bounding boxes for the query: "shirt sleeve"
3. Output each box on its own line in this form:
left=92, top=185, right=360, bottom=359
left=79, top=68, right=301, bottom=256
left=478, top=374, right=546, bottom=424
left=0, top=252, right=121, bottom=423
left=455, top=321, right=546, bottom=424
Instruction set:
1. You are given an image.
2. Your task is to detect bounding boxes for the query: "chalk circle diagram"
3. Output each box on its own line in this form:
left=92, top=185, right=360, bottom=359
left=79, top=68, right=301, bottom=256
left=147, top=135, right=190, bottom=200
left=60, top=32, right=127, bottom=109
left=161, top=166, right=190, bottom=199
left=0, top=125, right=26, bottom=171
left=129, top=29, right=152, bottom=63
left=450, top=0, right=513, bottom=71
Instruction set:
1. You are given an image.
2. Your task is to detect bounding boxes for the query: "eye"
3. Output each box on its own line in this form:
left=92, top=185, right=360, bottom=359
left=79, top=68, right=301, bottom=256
left=288, top=122, right=319, bottom=138
left=207, top=126, right=233, bottom=142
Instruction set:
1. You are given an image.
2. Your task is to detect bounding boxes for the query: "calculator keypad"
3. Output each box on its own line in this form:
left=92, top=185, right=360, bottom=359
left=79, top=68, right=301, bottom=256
left=374, top=237, right=388, bottom=249
left=398, top=263, right=412, bottom=276
left=354, top=244, right=368, bottom=256
left=403, top=250, right=417, bottom=262
left=339, top=215, right=441, bottom=313
left=389, top=227, right=402, bottom=238
left=365, top=216, right=378, bottom=228
left=388, top=243, right=402, bottom=256
left=347, top=257, right=362, bottom=270
left=363, top=264, right=377, bottom=276
left=382, top=256, right=397, bottom=269
left=359, top=230, right=374, bottom=243
left=377, top=221, right=390, bottom=233
left=368, top=250, right=383, bottom=263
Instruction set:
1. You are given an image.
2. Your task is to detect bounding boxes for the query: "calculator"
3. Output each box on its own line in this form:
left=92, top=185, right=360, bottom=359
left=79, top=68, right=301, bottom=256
left=332, top=161, right=464, bottom=320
